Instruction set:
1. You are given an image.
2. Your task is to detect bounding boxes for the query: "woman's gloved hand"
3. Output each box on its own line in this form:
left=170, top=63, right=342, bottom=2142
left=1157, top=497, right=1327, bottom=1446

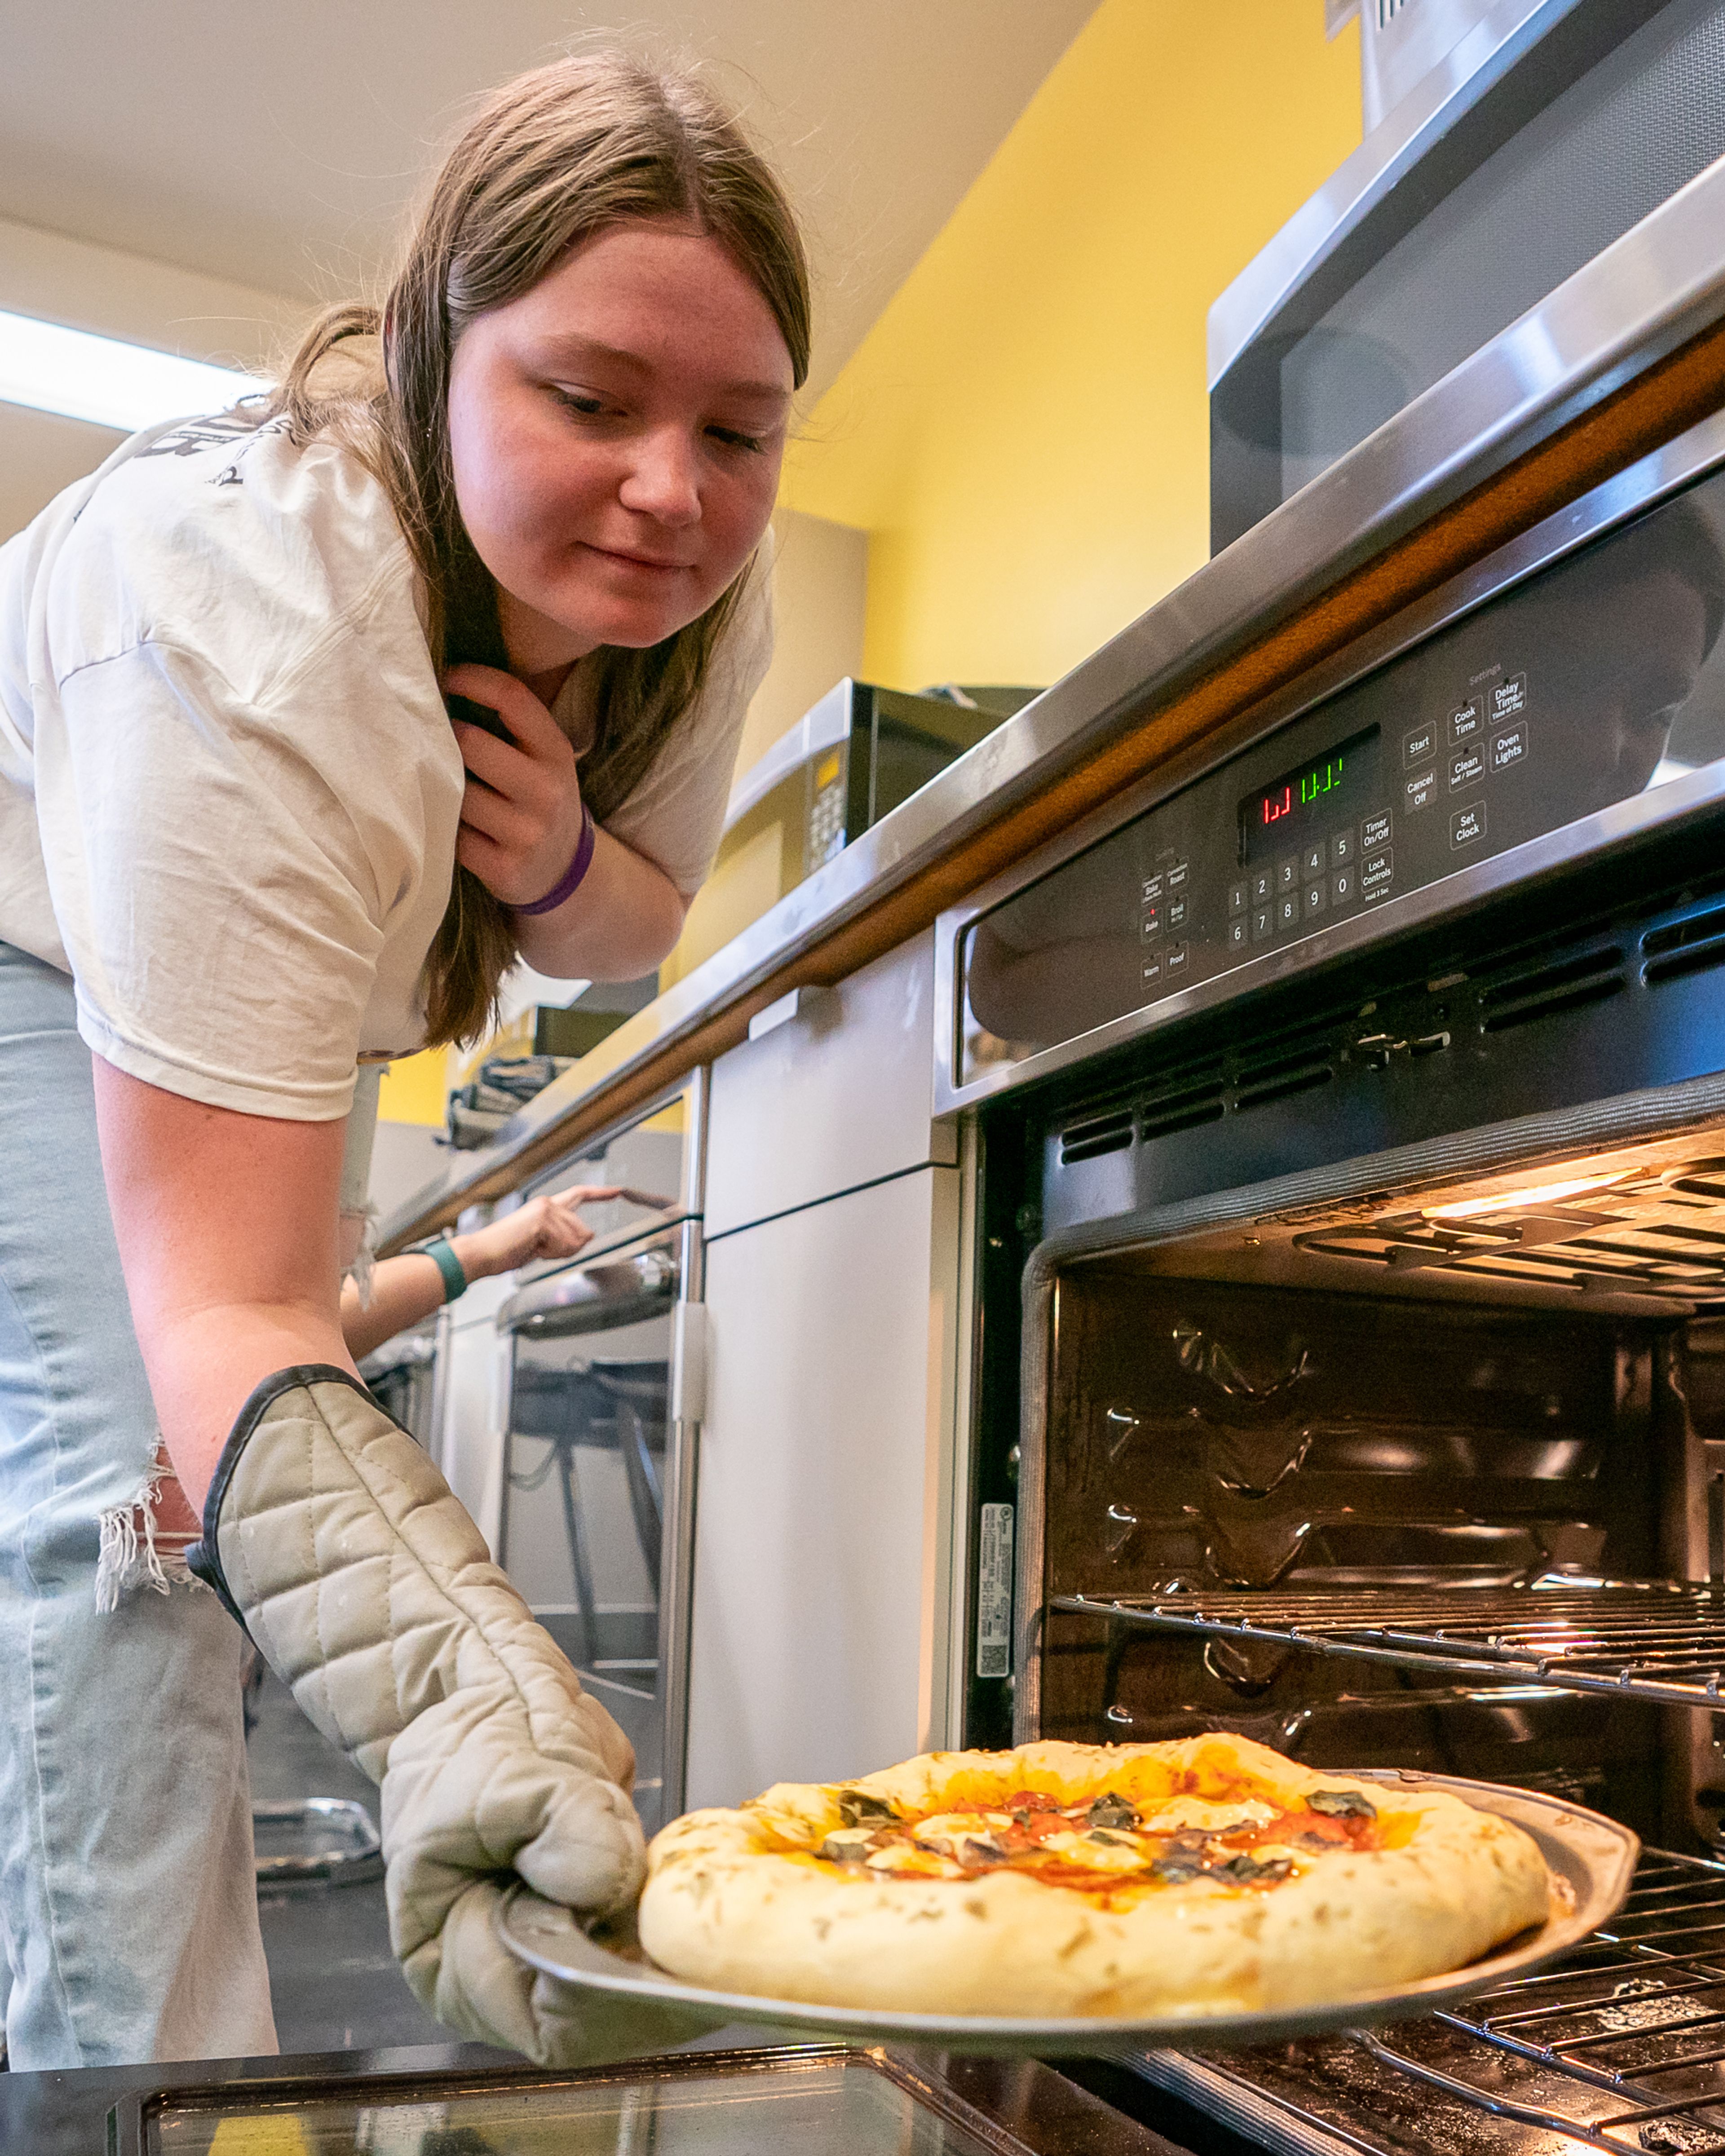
left=186, top=1365, right=708, bottom=2063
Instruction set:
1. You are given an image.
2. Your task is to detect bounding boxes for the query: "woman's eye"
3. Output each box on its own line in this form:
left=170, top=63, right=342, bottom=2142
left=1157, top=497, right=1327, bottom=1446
left=553, top=389, right=609, bottom=417
left=708, top=426, right=765, bottom=454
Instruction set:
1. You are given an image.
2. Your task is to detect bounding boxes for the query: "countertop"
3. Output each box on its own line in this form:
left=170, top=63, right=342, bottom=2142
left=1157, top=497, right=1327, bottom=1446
left=379, top=153, right=1725, bottom=1254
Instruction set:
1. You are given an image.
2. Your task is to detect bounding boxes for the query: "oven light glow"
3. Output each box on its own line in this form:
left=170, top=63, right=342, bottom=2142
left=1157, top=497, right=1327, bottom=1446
left=1424, top=1173, right=1625, bottom=1220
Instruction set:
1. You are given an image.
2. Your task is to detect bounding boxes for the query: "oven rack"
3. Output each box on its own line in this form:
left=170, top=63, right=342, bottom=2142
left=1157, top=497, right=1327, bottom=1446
left=1052, top=1583, right=1725, bottom=1710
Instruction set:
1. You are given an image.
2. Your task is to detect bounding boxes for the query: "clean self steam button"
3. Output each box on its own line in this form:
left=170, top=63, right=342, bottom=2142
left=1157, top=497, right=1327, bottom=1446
left=1449, top=745, right=1486, bottom=791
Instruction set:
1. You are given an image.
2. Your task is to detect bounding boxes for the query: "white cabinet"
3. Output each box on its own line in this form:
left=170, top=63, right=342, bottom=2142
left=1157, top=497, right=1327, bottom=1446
left=685, top=1163, right=963, bottom=1809
left=430, top=1270, right=516, bottom=1553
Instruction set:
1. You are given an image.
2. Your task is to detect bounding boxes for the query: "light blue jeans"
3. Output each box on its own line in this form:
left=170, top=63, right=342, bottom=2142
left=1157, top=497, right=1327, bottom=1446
left=0, top=941, right=277, bottom=2066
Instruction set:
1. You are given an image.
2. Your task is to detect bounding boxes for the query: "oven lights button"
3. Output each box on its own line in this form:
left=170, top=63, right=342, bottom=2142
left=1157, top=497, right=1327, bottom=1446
left=1330, top=829, right=1353, bottom=866
left=1167, top=894, right=1189, bottom=929
left=1449, top=745, right=1486, bottom=791
left=1166, top=941, right=1190, bottom=976
left=1361, top=811, right=1392, bottom=852
left=1451, top=803, right=1488, bottom=849
left=1405, top=765, right=1438, bottom=812
left=1276, top=855, right=1298, bottom=893
left=1141, top=871, right=1165, bottom=904
left=1227, top=880, right=1247, bottom=916
left=1491, top=723, right=1528, bottom=772
left=1403, top=722, right=1436, bottom=767
left=1360, top=848, right=1393, bottom=897
left=1251, top=906, right=1274, bottom=944
left=1228, top=916, right=1248, bottom=952
left=1251, top=867, right=1274, bottom=906
left=1490, top=672, right=1527, bottom=722
left=1167, top=857, right=1190, bottom=890
left=1277, top=893, right=1300, bottom=931
left=1140, top=906, right=1161, bottom=940
left=1331, top=868, right=1353, bottom=906
left=1448, top=698, right=1482, bottom=745
left=1303, top=879, right=1326, bottom=918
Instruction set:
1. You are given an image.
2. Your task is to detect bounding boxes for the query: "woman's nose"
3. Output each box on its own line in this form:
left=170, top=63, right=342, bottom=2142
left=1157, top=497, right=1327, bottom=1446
left=618, top=428, right=701, bottom=526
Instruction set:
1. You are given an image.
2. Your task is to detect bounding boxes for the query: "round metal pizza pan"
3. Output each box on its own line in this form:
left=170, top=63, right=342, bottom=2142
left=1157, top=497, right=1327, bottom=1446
left=496, top=1771, right=1639, bottom=2057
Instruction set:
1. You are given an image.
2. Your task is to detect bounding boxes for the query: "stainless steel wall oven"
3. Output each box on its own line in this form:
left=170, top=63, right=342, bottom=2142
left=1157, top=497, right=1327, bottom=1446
left=939, top=393, right=1725, bottom=2152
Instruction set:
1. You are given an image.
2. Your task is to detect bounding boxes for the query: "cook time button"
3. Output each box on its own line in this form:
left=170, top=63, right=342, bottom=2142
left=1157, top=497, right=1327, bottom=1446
left=1448, top=698, right=1482, bottom=746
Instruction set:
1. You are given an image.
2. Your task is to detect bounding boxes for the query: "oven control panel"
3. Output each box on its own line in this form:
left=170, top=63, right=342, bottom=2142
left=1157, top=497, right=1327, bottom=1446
left=958, top=474, right=1723, bottom=1087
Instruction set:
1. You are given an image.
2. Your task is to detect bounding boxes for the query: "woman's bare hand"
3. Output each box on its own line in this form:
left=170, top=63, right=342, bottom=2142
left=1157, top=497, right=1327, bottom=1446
left=452, top=1184, right=623, bottom=1281
left=444, top=663, right=587, bottom=908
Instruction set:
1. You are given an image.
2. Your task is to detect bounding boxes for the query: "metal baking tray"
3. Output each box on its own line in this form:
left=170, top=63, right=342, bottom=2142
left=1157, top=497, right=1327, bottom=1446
left=496, top=1771, right=1639, bottom=2057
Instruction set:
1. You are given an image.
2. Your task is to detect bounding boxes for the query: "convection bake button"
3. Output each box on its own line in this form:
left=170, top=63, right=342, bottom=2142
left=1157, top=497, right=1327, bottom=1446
left=1331, top=867, right=1353, bottom=906
left=1302, top=841, right=1325, bottom=878
left=1403, top=722, right=1437, bottom=767
left=1448, top=698, right=1482, bottom=745
left=1167, top=894, right=1188, bottom=929
left=1141, top=953, right=1162, bottom=985
left=1276, top=855, right=1298, bottom=893
left=1251, top=867, right=1274, bottom=906
left=1166, top=941, right=1190, bottom=976
left=1252, top=906, right=1274, bottom=944
left=1227, top=916, right=1248, bottom=952
left=1277, top=892, right=1300, bottom=931
left=1491, top=723, right=1528, bottom=772
left=1405, top=765, right=1438, bottom=812
left=1361, top=811, right=1393, bottom=852
left=1361, top=848, right=1394, bottom=898
left=1167, top=857, right=1190, bottom=889
left=1451, top=803, right=1488, bottom=849
left=1490, top=673, right=1527, bottom=722
left=1141, top=871, right=1165, bottom=904
left=1330, top=829, right=1353, bottom=866
left=1228, top=880, right=1247, bottom=915
left=1449, top=745, right=1486, bottom=791
left=1140, top=906, right=1162, bottom=940
left=1304, top=879, right=1326, bottom=918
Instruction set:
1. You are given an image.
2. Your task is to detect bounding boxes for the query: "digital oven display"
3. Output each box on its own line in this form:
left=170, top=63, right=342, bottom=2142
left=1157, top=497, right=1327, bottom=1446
left=1239, top=726, right=1378, bottom=862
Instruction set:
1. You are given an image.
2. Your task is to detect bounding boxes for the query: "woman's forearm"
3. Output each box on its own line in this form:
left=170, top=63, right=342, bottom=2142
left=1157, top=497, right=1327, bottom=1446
left=510, top=826, right=687, bottom=981
left=341, top=1253, right=448, bottom=1361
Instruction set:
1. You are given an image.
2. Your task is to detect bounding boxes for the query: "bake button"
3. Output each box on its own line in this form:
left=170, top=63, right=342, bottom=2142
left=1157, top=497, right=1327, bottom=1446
left=1331, top=867, right=1353, bottom=906
left=1141, top=871, right=1165, bottom=904
left=1491, top=672, right=1527, bottom=721
left=1403, top=722, right=1437, bottom=767
left=1166, top=940, right=1190, bottom=976
left=1277, top=892, right=1300, bottom=931
left=1167, top=894, right=1188, bottom=929
left=1228, top=880, right=1247, bottom=916
left=1304, top=879, right=1326, bottom=918
left=1251, top=867, right=1274, bottom=906
left=1451, top=803, right=1488, bottom=849
left=1361, top=848, right=1393, bottom=897
left=1491, top=723, right=1528, bottom=772
left=1141, top=953, right=1162, bottom=985
left=1227, top=916, right=1249, bottom=952
left=1251, top=906, right=1274, bottom=944
left=1301, top=841, right=1325, bottom=878
left=1167, top=857, right=1190, bottom=890
left=1330, top=829, right=1353, bottom=866
left=1361, top=811, right=1393, bottom=851
left=1405, top=765, right=1438, bottom=811
left=1276, top=855, right=1298, bottom=894
left=1448, top=745, right=1486, bottom=790
left=1140, top=906, right=1161, bottom=940
left=1448, top=698, right=1482, bottom=745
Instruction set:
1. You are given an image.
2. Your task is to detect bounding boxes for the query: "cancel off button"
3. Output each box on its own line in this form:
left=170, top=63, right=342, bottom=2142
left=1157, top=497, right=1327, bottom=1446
left=1451, top=802, right=1488, bottom=850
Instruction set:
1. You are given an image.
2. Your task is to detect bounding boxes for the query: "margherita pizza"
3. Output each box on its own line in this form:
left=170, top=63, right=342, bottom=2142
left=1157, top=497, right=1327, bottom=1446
left=637, top=1732, right=1552, bottom=2019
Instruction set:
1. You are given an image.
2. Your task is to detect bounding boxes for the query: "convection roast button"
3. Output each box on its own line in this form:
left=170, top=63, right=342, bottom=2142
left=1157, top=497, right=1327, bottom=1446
left=1405, top=765, right=1438, bottom=812
left=1361, top=811, right=1392, bottom=852
left=1276, top=855, right=1298, bottom=893
left=1331, top=867, right=1353, bottom=906
left=1490, top=672, right=1527, bottom=721
left=1141, top=871, right=1165, bottom=903
left=1227, top=916, right=1248, bottom=952
left=1449, top=745, right=1486, bottom=791
left=1228, top=880, right=1247, bottom=916
left=1167, top=894, right=1188, bottom=929
left=1451, top=803, right=1488, bottom=849
left=1301, top=841, right=1325, bottom=878
left=1360, top=847, right=1394, bottom=897
left=1166, top=941, right=1190, bottom=976
left=1448, top=698, right=1482, bottom=745
left=1277, top=892, right=1300, bottom=931
left=1251, top=906, right=1274, bottom=944
left=1491, top=723, right=1528, bottom=772
left=1330, top=829, right=1353, bottom=866
left=1140, top=906, right=1162, bottom=940
left=1303, top=879, right=1326, bottom=918
left=1251, top=867, right=1274, bottom=906
left=1403, top=722, right=1437, bottom=766
left=1167, top=857, right=1190, bottom=889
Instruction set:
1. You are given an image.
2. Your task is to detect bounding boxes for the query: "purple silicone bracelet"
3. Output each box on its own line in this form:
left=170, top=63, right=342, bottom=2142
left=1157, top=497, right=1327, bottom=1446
left=511, top=803, right=596, bottom=917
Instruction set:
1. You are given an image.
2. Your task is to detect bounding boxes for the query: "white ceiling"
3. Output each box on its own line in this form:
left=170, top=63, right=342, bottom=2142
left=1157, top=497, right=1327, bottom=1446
left=0, top=0, right=1099, bottom=398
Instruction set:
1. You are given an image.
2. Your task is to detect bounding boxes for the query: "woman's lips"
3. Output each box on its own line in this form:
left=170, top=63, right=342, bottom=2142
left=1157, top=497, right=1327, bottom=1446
left=586, top=542, right=694, bottom=574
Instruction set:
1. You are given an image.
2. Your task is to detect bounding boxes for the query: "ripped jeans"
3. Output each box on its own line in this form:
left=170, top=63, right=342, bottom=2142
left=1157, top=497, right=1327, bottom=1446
left=0, top=941, right=276, bottom=2067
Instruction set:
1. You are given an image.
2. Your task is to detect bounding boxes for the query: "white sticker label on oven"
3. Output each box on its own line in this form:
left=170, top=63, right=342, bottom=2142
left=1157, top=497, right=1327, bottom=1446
left=976, top=1502, right=1014, bottom=1679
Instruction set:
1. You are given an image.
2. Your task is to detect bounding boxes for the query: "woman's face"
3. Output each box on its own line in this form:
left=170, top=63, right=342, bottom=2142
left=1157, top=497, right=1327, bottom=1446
left=447, top=217, right=793, bottom=679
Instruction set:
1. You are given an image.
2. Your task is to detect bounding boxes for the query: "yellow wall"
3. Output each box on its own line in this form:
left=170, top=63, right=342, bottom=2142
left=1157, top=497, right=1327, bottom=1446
left=782, top=0, right=1361, bottom=691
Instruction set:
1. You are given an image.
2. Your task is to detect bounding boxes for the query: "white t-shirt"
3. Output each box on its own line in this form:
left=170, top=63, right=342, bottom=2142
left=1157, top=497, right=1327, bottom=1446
left=0, top=411, right=770, bottom=1123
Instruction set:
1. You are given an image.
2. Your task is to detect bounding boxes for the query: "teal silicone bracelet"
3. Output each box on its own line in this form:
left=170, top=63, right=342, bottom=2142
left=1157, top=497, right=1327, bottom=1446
left=425, top=1238, right=468, bottom=1305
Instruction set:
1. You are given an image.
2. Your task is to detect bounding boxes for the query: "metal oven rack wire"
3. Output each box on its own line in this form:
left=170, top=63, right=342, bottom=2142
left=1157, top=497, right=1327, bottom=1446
left=1052, top=1584, right=1725, bottom=1711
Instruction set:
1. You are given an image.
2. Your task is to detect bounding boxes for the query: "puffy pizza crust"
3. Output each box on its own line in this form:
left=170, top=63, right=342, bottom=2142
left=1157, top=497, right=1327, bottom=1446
left=637, top=1732, right=1552, bottom=2019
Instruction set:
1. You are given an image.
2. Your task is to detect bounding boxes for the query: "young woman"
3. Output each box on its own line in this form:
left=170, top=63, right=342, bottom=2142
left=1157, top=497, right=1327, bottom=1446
left=0, top=52, right=806, bottom=2070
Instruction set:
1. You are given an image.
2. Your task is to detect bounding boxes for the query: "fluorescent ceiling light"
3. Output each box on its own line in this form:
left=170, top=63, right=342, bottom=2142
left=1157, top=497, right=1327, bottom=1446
left=0, top=309, right=262, bottom=433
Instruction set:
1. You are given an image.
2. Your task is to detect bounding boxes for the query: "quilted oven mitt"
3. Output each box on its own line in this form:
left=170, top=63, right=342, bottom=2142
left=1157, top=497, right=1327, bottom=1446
left=187, top=1364, right=713, bottom=2063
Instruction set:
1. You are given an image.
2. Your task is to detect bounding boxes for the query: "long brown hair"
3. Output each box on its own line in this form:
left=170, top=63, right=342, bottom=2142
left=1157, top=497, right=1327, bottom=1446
left=268, top=52, right=810, bottom=1044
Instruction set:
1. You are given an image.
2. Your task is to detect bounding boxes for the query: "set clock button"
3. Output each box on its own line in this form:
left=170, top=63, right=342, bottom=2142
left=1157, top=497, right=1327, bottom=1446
left=1451, top=803, right=1488, bottom=848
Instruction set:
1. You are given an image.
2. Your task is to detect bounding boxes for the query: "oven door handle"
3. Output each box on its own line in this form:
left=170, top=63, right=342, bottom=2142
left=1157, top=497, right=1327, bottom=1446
left=498, top=1249, right=679, bottom=1337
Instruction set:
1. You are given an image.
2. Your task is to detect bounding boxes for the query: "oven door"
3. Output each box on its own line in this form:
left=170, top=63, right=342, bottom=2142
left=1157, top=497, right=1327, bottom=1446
left=496, top=1221, right=703, bottom=1835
